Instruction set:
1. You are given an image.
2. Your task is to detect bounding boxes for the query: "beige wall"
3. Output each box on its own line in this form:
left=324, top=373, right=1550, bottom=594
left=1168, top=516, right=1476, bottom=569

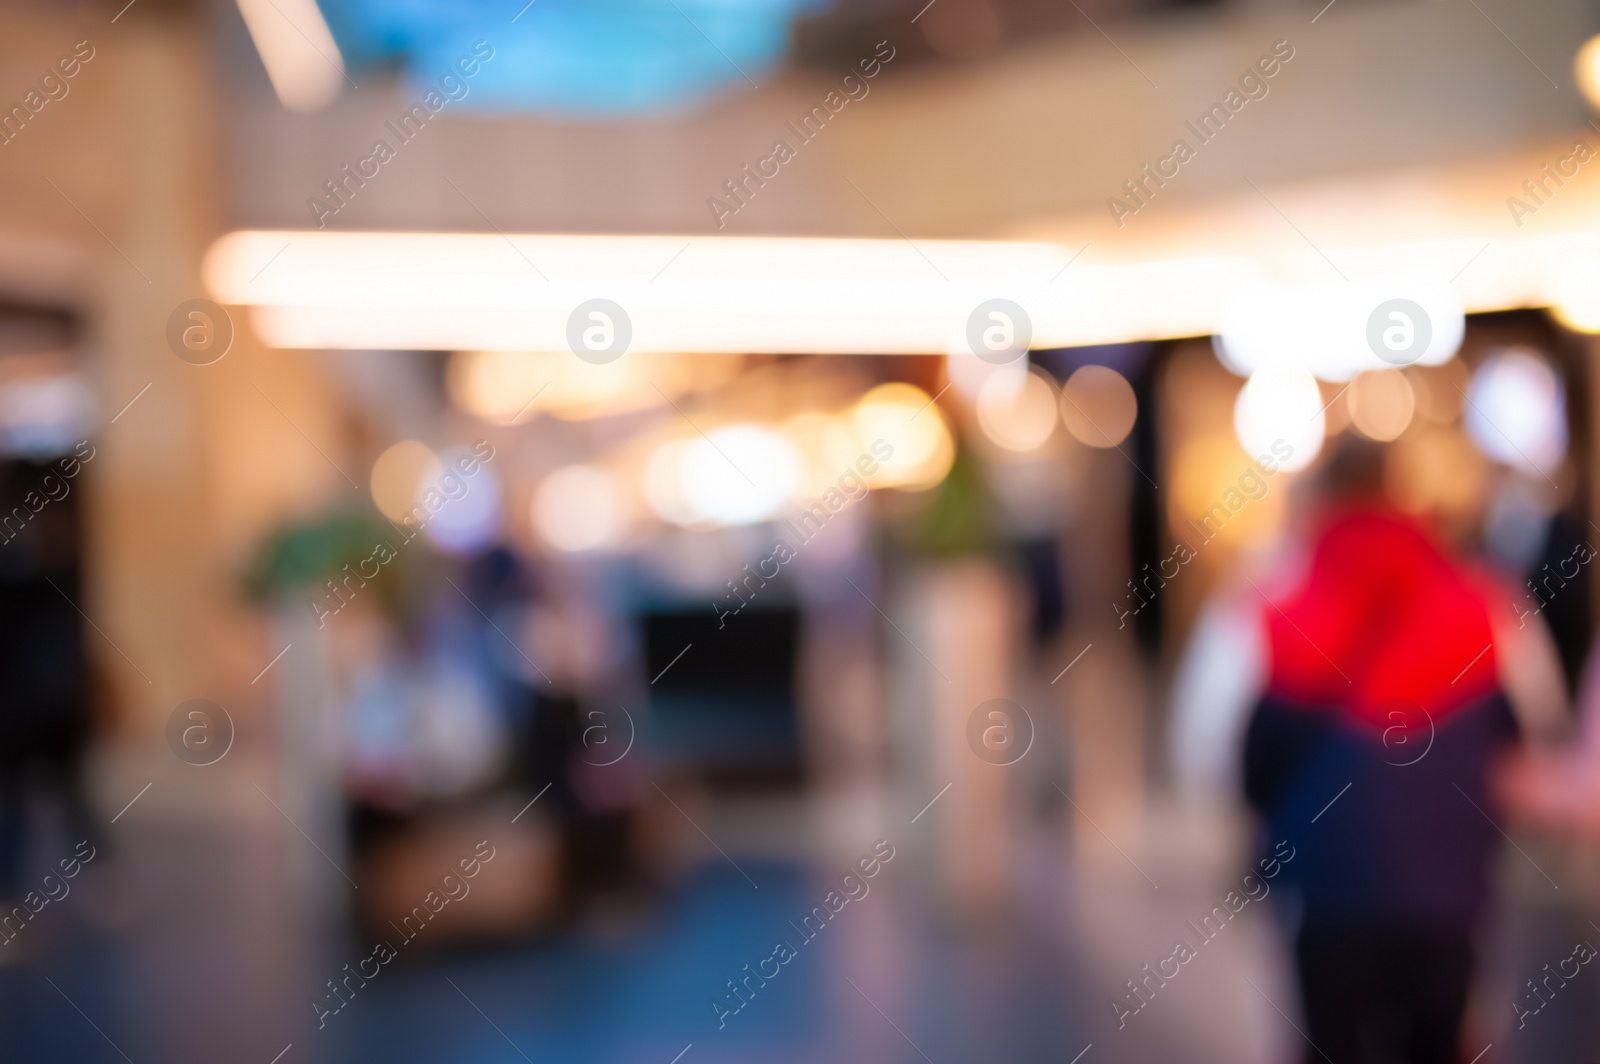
left=0, top=7, right=346, bottom=752
left=222, top=0, right=1599, bottom=238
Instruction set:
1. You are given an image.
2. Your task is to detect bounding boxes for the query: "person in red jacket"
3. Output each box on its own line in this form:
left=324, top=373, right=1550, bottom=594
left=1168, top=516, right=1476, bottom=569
left=1173, top=441, right=1567, bottom=1064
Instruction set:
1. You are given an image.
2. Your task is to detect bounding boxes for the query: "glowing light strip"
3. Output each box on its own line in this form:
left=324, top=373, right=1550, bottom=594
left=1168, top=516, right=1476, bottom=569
left=204, top=228, right=1600, bottom=353
left=235, top=0, right=346, bottom=113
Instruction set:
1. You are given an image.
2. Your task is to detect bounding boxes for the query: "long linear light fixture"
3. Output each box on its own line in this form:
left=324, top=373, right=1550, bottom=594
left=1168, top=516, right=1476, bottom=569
left=204, top=228, right=1600, bottom=355
left=235, top=0, right=346, bottom=113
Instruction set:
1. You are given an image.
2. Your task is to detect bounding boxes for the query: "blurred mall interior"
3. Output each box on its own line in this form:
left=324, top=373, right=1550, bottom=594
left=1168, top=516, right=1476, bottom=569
left=7, top=0, right=1600, bottom=1061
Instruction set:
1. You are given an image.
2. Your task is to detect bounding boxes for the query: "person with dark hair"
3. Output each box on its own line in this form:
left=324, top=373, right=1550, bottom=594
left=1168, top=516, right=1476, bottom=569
left=1172, top=439, right=1567, bottom=1063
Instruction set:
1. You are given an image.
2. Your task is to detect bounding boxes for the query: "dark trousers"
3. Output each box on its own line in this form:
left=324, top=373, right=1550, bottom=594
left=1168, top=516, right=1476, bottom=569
left=1295, top=922, right=1474, bottom=1064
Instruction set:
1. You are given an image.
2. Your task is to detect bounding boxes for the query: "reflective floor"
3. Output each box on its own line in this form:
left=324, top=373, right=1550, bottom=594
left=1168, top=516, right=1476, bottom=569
left=8, top=802, right=1600, bottom=1063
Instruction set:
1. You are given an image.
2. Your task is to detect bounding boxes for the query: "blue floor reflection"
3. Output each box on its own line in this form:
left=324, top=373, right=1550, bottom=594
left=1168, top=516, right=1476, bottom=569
left=1, top=854, right=1090, bottom=1062
left=325, top=861, right=1089, bottom=1064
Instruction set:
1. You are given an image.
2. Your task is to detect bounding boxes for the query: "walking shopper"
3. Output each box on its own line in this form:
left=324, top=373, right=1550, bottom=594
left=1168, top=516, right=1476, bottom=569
left=1174, top=442, right=1567, bottom=1063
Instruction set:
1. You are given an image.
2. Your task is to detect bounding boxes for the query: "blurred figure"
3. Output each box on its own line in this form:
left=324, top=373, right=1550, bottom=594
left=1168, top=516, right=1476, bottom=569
left=0, top=458, right=98, bottom=946
left=1499, top=620, right=1600, bottom=836
left=1175, top=441, right=1567, bottom=1064
left=522, top=591, right=654, bottom=915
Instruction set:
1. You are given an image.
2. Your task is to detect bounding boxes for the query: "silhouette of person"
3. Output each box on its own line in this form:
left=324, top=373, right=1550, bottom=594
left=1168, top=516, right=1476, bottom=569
left=1174, top=440, right=1566, bottom=1063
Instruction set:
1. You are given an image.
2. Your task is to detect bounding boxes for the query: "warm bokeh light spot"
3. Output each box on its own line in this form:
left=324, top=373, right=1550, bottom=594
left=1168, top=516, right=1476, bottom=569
left=370, top=439, right=442, bottom=522
left=851, top=383, right=955, bottom=491
left=1347, top=368, right=1416, bottom=442
left=446, top=350, right=548, bottom=425
left=1386, top=426, right=1486, bottom=519
left=1577, top=34, right=1600, bottom=112
left=1059, top=365, right=1137, bottom=449
left=783, top=412, right=867, bottom=499
left=977, top=368, right=1058, bottom=452
left=534, top=465, right=623, bottom=552
left=678, top=425, right=799, bottom=526
left=1233, top=369, right=1323, bottom=472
